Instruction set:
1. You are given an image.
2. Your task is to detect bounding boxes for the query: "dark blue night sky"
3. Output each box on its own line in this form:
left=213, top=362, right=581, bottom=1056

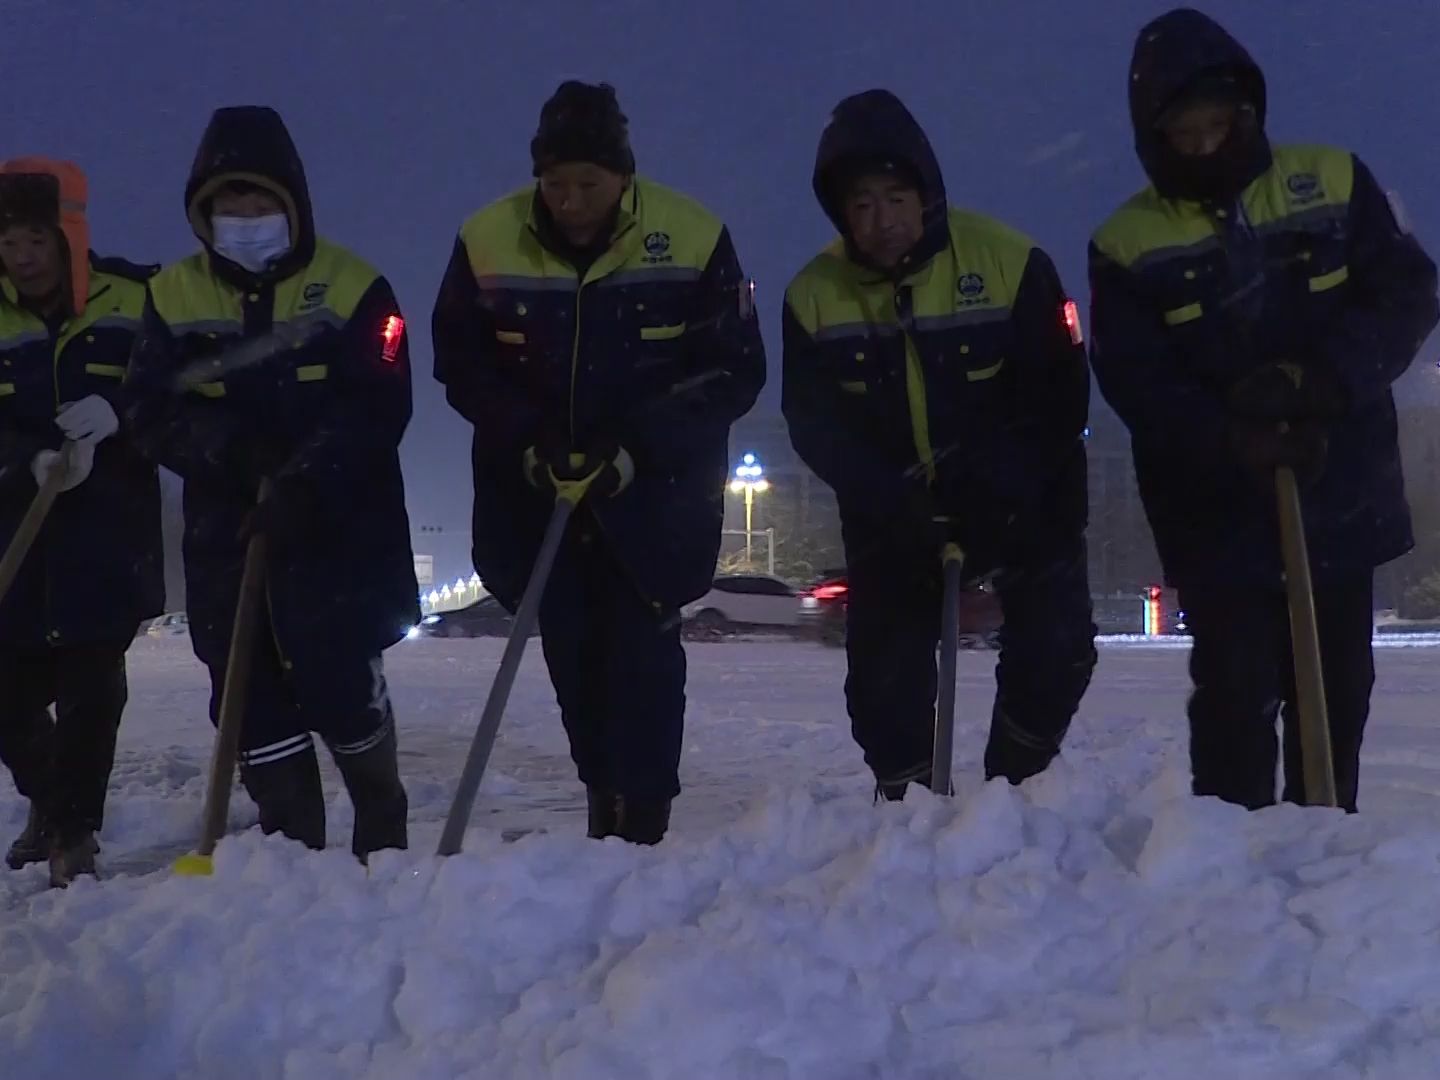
left=7, top=0, right=1437, bottom=536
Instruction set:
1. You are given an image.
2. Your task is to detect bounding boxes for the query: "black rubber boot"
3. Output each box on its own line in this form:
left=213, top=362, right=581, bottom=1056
left=983, top=712, right=1061, bottom=786
left=240, top=746, right=327, bottom=851
left=586, top=787, right=620, bottom=839
left=332, top=728, right=408, bottom=861
left=615, top=795, right=671, bottom=845
left=873, top=761, right=934, bottom=803
left=5, top=804, right=48, bottom=870
left=48, top=832, right=98, bottom=888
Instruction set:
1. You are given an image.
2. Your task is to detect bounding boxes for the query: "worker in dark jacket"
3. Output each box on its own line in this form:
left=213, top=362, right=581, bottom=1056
left=126, top=106, right=418, bottom=859
left=1090, top=9, right=1439, bottom=812
left=783, top=90, right=1096, bottom=800
left=0, top=158, right=163, bottom=886
left=433, top=81, right=766, bottom=843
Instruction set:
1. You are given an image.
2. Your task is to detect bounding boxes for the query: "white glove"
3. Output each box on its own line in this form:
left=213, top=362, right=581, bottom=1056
left=56, top=395, right=119, bottom=446
left=31, top=442, right=95, bottom=492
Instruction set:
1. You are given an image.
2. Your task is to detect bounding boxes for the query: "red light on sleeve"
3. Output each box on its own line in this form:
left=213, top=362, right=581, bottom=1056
left=381, top=314, right=405, bottom=362
left=1062, top=299, right=1083, bottom=346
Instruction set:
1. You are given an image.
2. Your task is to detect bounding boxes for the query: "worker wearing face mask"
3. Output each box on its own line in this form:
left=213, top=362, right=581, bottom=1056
left=124, top=106, right=419, bottom=861
left=1090, top=9, right=1438, bottom=812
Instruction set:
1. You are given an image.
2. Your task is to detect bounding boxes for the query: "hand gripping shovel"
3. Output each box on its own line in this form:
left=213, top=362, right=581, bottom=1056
left=175, top=479, right=274, bottom=875
left=0, top=442, right=78, bottom=609
left=1274, top=463, right=1339, bottom=808
left=931, top=542, right=966, bottom=798
left=435, top=462, right=602, bottom=856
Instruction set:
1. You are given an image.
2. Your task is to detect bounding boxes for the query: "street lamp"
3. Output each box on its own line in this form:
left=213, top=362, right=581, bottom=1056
left=728, top=452, right=770, bottom=568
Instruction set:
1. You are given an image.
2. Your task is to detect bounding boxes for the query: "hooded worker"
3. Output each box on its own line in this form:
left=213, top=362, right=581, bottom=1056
left=1090, top=8, right=1439, bottom=811
left=782, top=90, right=1097, bottom=800
left=125, top=106, right=418, bottom=860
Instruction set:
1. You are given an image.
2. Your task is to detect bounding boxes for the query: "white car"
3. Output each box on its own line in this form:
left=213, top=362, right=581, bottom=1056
left=681, top=574, right=803, bottom=638
left=145, top=612, right=190, bottom=638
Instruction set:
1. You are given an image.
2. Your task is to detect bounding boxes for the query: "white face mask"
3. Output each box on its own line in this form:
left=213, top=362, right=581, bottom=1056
left=211, top=213, right=291, bottom=273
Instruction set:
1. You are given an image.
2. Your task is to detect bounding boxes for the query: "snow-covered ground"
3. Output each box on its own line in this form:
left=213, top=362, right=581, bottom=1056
left=4, top=635, right=1440, bottom=1079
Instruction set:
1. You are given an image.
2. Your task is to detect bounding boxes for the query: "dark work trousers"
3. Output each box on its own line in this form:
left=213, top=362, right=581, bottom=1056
left=0, top=637, right=134, bottom=847
left=844, top=540, right=1097, bottom=787
left=201, top=630, right=401, bottom=850
left=538, top=524, right=687, bottom=801
left=1180, top=573, right=1375, bottom=812
left=202, top=631, right=396, bottom=768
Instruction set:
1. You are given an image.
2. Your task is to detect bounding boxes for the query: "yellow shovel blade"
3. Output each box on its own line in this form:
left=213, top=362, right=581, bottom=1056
left=173, top=852, right=215, bottom=876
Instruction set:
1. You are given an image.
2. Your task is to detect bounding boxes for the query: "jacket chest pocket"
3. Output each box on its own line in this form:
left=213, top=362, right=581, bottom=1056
left=495, top=323, right=578, bottom=400
left=627, top=290, right=692, bottom=374
left=636, top=319, right=688, bottom=367
left=0, top=342, right=64, bottom=417
left=638, top=319, right=687, bottom=343
left=1141, top=251, right=1226, bottom=332
left=488, top=291, right=576, bottom=390
left=1138, top=256, right=1252, bottom=381
left=628, top=320, right=690, bottom=394
left=1275, top=223, right=1350, bottom=304
left=289, top=358, right=333, bottom=388
left=491, top=324, right=541, bottom=386
left=277, top=332, right=343, bottom=399
left=0, top=357, right=30, bottom=413
left=72, top=329, right=133, bottom=397
left=950, top=337, right=1009, bottom=386
left=919, top=320, right=1012, bottom=402
left=824, top=332, right=900, bottom=396
left=172, top=329, right=241, bottom=399
left=0, top=346, right=57, bottom=415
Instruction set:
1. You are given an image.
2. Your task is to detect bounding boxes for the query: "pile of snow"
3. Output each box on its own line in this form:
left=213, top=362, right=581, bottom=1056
left=6, top=764, right=1440, bottom=1079
left=6, top=639, right=1440, bottom=1078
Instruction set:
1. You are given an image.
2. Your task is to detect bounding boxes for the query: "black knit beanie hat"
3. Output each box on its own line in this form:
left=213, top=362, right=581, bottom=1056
left=530, top=81, right=636, bottom=177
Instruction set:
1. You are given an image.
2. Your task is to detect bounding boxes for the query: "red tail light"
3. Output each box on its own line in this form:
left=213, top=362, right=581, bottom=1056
left=812, top=583, right=848, bottom=600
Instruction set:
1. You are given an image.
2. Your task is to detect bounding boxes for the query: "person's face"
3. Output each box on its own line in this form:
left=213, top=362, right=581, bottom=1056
left=211, top=187, right=286, bottom=219
left=538, top=162, right=628, bottom=245
left=1161, top=100, right=1237, bottom=157
left=842, top=175, right=924, bottom=269
left=0, top=224, right=63, bottom=301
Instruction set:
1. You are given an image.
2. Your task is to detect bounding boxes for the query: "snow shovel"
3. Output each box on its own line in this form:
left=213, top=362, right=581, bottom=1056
left=175, top=479, right=274, bottom=875
left=436, top=463, right=602, bottom=856
left=0, top=442, right=77, bottom=609
left=1274, top=463, right=1338, bottom=808
left=931, top=542, right=965, bottom=798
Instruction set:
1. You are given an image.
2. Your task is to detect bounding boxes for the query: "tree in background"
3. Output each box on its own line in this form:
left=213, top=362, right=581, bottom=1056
left=717, top=474, right=844, bottom=584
